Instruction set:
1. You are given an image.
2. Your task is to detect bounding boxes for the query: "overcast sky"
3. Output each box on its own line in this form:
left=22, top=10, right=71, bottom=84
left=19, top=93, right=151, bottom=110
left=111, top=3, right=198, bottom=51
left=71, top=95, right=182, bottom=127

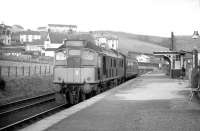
left=0, top=0, right=200, bottom=37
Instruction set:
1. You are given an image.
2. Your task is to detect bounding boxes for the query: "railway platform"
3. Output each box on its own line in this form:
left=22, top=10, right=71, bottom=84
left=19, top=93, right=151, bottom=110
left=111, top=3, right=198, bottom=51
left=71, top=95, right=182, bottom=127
left=21, top=71, right=200, bottom=131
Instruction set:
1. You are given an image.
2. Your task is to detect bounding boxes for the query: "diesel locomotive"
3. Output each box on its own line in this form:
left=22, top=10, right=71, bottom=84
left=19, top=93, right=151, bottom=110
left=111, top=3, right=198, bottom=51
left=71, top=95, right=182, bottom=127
left=53, top=37, right=139, bottom=105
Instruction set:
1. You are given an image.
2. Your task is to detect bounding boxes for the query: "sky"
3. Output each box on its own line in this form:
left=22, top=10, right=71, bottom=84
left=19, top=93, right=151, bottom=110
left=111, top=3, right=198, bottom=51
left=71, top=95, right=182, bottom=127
left=0, top=0, right=200, bottom=37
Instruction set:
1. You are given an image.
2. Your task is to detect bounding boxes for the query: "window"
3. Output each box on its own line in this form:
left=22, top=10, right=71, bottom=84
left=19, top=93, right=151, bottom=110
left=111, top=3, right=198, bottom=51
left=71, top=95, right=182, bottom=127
left=55, top=51, right=67, bottom=65
left=175, top=55, right=180, bottom=61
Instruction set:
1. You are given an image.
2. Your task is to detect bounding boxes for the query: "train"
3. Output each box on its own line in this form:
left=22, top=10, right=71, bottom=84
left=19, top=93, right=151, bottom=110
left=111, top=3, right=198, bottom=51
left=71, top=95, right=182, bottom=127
left=53, top=35, right=152, bottom=105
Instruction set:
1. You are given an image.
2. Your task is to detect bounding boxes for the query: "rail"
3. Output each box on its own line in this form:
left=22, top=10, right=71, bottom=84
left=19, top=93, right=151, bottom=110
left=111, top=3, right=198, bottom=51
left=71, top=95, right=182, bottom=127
left=0, top=92, right=65, bottom=131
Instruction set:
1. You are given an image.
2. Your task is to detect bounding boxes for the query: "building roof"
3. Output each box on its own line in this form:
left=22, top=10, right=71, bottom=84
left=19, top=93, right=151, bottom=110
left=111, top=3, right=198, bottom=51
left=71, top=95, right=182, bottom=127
left=37, top=27, right=47, bottom=30
left=24, top=40, right=44, bottom=45
left=0, top=45, right=25, bottom=52
left=20, top=30, right=40, bottom=35
left=49, top=32, right=68, bottom=43
left=48, top=24, right=77, bottom=28
left=45, top=48, right=57, bottom=51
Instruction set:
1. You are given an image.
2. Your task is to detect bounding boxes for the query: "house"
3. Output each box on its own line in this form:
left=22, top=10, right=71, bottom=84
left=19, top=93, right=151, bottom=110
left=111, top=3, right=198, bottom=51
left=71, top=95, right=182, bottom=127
left=24, top=40, right=44, bottom=56
left=0, top=45, right=25, bottom=57
left=11, top=25, right=24, bottom=32
left=92, top=32, right=119, bottom=50
left=11, top=30, right=41, bottom=44
left=43, top=24, right=78, bottom=57
left=44, top=31, right=68, bottom=57
left=44, top=48, right=57, bottom=57
left=107, top=36, right=118, bottom=50
left=0, top=23, right=12, bottom=45
left=20, top=30, right=41, bottom=43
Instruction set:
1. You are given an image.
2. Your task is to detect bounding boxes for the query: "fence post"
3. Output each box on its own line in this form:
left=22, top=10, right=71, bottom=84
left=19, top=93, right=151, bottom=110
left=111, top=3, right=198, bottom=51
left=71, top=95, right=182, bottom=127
left=45, top=66, right=46, bottom=75
left=49, top=66, right=50, bottom=74
left=16, top=66, right=17, bottom=77
left=29, top=66, right=31, bottom=76
left=8, top=66, right=10, bottom=77
left=22, top=66, right=24, bottom=76
left=40, top=66, right=41, bottom=75
left=35, top=66, right=36, bottom=74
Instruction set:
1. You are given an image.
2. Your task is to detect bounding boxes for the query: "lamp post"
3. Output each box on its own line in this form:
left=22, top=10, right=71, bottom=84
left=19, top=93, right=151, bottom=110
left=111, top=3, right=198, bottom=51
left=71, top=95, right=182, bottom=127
left=192, top=31, right=199, bottom=68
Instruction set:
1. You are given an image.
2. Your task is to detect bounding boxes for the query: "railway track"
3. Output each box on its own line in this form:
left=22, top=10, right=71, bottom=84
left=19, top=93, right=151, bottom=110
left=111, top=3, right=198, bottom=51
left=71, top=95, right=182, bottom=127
left=0, top=92, right=65, bottom=131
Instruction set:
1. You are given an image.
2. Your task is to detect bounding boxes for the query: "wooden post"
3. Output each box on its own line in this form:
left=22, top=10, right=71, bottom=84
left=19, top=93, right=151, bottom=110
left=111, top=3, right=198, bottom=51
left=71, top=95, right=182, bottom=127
left=22, top=66, right=24, bottom=76
left=8, top=66, right=10, bottom=77
left=49, top=66, right=50, bottom=74
left=45, top=66, right=46, bottom=75
left=35, top=66, right=36, bottom=74
left=40, top=66, right=41, bottom=75
left=16, top=66, right=17, bottom=77
left=29, top=66, right=31, bottom=76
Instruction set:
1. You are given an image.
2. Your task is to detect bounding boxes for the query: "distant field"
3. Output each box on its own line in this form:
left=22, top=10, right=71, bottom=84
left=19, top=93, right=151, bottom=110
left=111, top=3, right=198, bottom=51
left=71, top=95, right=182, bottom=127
left=105, top=31, right=200, bottom=52
left=118, top=36, right=169, bottom=54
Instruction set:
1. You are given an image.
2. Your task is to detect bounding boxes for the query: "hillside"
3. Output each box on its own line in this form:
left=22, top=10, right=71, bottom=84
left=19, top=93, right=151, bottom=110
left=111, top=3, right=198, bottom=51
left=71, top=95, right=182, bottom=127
left=97, top=31, right=169, bottom=54
left=99, top=31, right=200, bottom=53
left=107, top=31, right=171, bottom=48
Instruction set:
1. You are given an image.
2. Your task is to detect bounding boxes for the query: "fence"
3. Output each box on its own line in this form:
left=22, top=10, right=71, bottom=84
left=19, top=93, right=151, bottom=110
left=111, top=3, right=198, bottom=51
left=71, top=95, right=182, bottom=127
left=0, top=65, right=53, bottom=78
left=0, top=55, right=54, bottom=65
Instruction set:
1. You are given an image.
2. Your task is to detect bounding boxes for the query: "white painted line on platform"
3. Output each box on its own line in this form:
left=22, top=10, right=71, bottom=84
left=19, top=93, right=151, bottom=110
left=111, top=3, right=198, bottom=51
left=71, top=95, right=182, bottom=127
left=19, top=77, right=136, bottom=131
left=115, top=82, right=189, bottom=101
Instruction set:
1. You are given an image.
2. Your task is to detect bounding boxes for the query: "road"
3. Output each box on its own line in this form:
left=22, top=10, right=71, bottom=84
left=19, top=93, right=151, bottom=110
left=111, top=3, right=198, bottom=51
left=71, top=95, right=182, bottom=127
left=22, top=71, right=200, bottom=131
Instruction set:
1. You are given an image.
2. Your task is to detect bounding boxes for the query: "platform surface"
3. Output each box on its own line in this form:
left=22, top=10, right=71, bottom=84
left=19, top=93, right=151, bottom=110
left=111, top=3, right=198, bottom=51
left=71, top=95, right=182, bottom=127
left=21, top=71, right=200, bottom=131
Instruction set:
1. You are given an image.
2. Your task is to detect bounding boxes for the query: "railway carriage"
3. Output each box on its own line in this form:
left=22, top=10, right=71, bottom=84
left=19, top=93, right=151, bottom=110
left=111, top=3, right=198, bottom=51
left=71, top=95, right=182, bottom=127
left=125, top=57, right=139, bottom=79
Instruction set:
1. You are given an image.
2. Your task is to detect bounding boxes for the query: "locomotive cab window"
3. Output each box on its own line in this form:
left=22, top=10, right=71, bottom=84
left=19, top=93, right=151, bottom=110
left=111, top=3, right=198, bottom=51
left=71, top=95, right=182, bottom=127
left=55, top=51, right=67, bottom=65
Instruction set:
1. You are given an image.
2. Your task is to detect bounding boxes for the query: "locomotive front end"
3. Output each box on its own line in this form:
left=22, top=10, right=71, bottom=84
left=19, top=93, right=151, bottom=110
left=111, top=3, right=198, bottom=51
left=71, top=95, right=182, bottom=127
left=53, top=41, right=98, bottom=85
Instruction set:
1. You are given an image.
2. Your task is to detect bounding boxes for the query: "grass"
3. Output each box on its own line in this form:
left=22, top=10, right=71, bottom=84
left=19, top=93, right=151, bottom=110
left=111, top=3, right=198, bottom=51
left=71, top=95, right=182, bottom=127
left=0, top=75, right=60, bottom=105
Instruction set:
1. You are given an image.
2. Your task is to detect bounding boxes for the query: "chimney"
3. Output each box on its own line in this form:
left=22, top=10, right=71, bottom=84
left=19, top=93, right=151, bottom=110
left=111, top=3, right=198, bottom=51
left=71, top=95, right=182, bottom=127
left=170, top=32, right=174, bottom=51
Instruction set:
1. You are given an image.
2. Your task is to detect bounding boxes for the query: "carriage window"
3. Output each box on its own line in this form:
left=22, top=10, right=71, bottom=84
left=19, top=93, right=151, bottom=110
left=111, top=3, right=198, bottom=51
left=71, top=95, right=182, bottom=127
left=69, top=50, right=81, bottom=56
